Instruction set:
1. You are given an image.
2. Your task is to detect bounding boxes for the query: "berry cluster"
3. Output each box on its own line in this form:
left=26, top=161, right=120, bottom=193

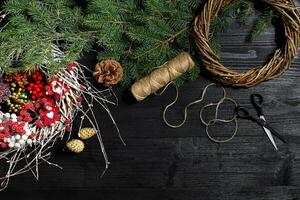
left=27, top=72, right=46, bottom=100
left=4, top=74, right=30, bottom=113
left=3, top=71, right=48, bottom=113
left=0, top=112, right=35, bottom=149
left=4, top=73, right=29, bottom=89
left=7, top=87, right=30, bottom=113
left=0, top=82, right=11, bottom=104
left=0, top=64, right=80, bottom=150
left=19, top=98, right=61, bottom=127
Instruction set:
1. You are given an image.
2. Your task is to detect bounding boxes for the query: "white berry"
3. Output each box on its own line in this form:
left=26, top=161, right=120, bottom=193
left=8, top=142, right=14, bottom=148
left=14, top=143, right=20, bottom=148
left=19, top=139, right=25, bottom=145
left=22, top=135, right=28, bottom=140
left=11, top=113, right=17, bottom=119
left=15, top=134, right=21, bottom=140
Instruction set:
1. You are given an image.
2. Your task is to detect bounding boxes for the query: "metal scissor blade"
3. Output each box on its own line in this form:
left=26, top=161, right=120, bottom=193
left=260, top=116, right=278, bottom=150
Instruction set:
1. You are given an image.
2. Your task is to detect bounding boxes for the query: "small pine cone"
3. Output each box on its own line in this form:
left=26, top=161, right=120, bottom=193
left=93, top=60, right=123, bottom=87
left=66, top=139, right=85, bottom=153
left=79, top=128, right=97, bottom=140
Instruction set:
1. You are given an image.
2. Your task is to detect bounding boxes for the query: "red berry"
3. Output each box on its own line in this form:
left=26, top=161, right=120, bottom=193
left=3, top=128, right=10, bottom=134
left=0, top=142, right=8, bottom=149
left=20, top=110, right=26, bottom=116
left=66, top=126, right=72, bottom=132
left=24, top=117, right=32, bottom=122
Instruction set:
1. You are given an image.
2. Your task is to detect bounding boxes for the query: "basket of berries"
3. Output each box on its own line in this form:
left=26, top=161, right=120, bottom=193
left=0, top=63, right=118, bottom=191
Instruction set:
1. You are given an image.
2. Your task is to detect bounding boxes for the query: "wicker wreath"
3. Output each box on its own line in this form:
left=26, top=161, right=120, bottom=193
left=193, top=0, right=300, bottom=87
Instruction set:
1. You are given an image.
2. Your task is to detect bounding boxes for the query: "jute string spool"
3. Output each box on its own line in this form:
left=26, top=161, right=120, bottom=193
left=193, top=0, right=300, bottom=87
left=130, top=52, right=195, bottom=101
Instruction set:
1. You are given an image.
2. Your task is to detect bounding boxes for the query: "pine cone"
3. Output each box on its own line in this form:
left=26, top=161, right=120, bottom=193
left=66, top=139, right=85, bottom=153
left=79, top=128, right=97, bottom=140
left=93, top=60, right=123, bottom=87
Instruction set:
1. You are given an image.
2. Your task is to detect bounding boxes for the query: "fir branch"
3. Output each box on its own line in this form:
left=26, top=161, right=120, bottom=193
left=250, top=8, right=275, bottom=41
left=0, top=0, right=96, bottom=75
left=209, top=0, right=275, bottom=54
left=1, top=0, right=201, bottom=85
left=233, top=0, right=254, bottom=24
left=85, top=0, right=201, bottom=86
left=132, top=27, right=188, bottom=59
left=209, top=35, right=221, bottom=55
left=211, top=0, right=254, bottom=35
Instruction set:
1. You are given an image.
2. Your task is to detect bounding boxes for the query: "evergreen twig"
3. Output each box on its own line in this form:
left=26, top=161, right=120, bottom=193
left=250, top=8, right=275, bottom=41
left=84, top=0, right=202, bottom=85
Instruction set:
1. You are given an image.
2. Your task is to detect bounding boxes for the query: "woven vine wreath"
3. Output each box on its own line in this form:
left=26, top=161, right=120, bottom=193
left=193, top=0, right=300, bottom=87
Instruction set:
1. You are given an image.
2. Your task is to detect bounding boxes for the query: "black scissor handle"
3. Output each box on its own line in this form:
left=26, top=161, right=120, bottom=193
left=235, top=106, right=252, bottom=119
left=251, top=94, right=264, bottom=116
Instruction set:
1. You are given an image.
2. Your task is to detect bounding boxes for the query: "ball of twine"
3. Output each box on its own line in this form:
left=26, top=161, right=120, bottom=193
left=193, top=0, right=300, bottom=87
left=131, top=52, right=195, bottom=101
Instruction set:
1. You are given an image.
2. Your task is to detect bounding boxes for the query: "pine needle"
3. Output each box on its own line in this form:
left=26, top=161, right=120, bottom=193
left=250, top=9, right=275, bottom=41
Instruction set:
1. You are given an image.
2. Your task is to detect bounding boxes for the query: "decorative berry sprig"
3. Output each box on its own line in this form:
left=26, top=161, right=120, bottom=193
left=27, top=72, right=46, bottom=100
left=6, top=87, right=30, bottom=113
left=0, top=65, right=86, bottom=153
left=0, top=112, right=36, bottom=149
left=1, top=71, right=49, bottom=113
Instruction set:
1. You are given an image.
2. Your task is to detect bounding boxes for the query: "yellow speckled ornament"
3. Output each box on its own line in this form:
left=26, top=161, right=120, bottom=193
left=79, top=128, right=97, bottom=140
left=66, top=139, right=85, bottom=153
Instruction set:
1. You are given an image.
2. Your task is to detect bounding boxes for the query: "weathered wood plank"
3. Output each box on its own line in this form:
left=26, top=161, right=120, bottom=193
left=0, top=136, right=297, bottom=190
left=1, top=1, right=300, bottom=199
left=1, top=187, right=299, bottom=200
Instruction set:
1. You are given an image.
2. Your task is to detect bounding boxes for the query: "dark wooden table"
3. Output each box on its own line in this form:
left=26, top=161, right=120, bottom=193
left=2, top=2, right=300, bottom=200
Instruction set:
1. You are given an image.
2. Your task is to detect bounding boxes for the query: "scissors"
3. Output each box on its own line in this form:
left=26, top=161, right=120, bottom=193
left=235, top=94, right=286, bottom=150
